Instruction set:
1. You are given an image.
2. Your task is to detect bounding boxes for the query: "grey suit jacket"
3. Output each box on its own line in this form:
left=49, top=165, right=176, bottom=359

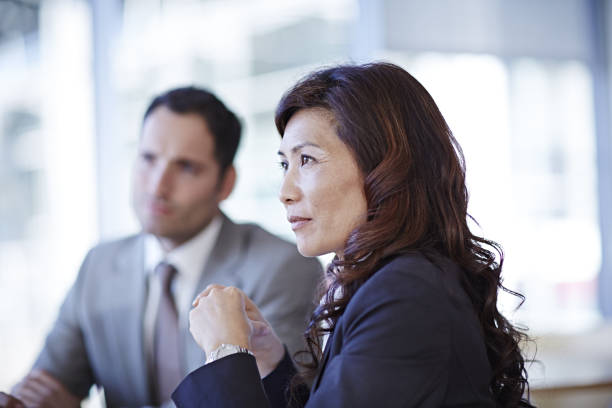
left=32, top=215, right=322, bottom=407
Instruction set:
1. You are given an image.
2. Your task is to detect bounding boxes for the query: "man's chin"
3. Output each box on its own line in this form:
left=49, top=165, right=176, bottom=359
left=142, top=228, right=184, bottom=250
left=141, top=222, right=171, bottom=237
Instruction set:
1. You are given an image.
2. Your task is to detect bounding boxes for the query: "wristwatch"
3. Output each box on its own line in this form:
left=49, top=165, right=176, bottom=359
left=206, top=343, right=254, bottom=364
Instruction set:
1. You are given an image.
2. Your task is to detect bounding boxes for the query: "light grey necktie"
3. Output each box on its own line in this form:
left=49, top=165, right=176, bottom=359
left=153, top=262, right=182, bottom=404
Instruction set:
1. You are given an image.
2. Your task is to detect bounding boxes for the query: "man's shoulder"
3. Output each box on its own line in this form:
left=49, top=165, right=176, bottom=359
left=84, top=233, right=142, bottom=262
left=226, top=219, right=296, bottom=252
left=225, top=219, right=321, bottom=271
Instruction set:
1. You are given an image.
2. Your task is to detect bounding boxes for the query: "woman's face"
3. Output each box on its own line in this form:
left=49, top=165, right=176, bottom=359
left=278, top=108, right=367, bottom=258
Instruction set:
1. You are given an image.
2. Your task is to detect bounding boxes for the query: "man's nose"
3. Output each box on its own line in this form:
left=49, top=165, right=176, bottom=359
left=149, top=164, right=173, bottom=197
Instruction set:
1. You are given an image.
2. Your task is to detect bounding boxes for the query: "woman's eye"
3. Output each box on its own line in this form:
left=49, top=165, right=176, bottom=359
left=301, top=154, right=314, bottom=166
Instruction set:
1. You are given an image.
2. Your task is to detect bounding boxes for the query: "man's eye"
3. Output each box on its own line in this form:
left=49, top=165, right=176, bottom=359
left=141, top=152, right=155, bottom=163
left=179, top=161, right=196, bottom=173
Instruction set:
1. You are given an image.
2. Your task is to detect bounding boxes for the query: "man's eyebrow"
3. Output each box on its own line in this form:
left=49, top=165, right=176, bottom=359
left=174, top=155, right=206, bottom=166
left=277, top=142, right=322, bottom=156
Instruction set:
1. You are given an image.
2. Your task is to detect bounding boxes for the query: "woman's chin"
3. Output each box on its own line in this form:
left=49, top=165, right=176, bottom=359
left=296, top=242, right=330, bottom=258
left=296, top=246, right=317, bottom=258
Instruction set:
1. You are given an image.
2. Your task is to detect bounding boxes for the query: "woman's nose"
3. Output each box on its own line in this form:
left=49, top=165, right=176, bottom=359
left=279, top=168, right=301, bottom=205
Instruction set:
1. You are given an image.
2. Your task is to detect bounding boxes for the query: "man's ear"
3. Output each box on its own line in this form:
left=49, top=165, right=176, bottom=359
left=217, top=165, right=236, bottom=202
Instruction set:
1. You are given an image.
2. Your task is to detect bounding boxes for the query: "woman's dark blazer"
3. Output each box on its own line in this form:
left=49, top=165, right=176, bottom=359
left=172, top=253, right=496, bottom=407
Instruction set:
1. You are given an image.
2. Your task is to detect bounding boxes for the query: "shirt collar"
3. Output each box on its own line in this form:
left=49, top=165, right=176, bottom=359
left=144, top=215, right=223, bottom=284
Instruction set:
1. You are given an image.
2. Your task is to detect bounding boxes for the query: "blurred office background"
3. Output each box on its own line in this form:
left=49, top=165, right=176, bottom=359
left=1, top=0, right=611, bottom=406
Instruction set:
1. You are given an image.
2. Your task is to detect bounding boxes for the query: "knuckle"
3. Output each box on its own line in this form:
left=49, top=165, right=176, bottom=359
left=206, top=283, right=224, bottom=292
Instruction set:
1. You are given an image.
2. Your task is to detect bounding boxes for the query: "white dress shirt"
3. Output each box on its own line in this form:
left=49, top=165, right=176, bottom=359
left=142, top=216, right=223, bottom=368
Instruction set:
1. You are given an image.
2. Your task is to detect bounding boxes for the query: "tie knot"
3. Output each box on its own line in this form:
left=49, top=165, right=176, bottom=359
left=156, top=262, right=177, bottom=293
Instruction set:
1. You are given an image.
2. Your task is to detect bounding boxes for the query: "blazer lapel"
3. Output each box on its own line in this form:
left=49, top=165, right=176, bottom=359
left=312, top=310, right=348, bottom=392
left=312, top=328, right=335, bottom=391
left=183, top=215, right=247, bottom=373
left=108, top=235, right=151, bottom=401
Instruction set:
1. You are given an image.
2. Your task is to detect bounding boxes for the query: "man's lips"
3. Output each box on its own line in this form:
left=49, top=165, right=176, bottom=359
left=147, top=201, right=172, bottom=216
left=287, top=216, right=312, bottom=231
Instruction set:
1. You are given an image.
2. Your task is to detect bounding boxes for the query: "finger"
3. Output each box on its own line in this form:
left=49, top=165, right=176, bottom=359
left=192, top=284, right=226, bottom=306
left=192, top=286, right=214, bottom=306
left=26, top=371, right=65, bottom=397
left=204, top=283, right=226, bottom=295
left=28, top=371, right=79, bottom=408
left=0, top=392, right=25, bottom=408
left=30, top=370, right=62, bottom=388
left=19, top=371, right=74, bottom=408
left=242, top=294, right=266, bottom=322
left=226, top=287, right=249, bottom=314
left=211, top=287, right=247, bottom=315
left=12, top=382, right=46, bottom=406
left=16, top=379, right=52, bottom=403
left=227, top=287, right=257, bottom=313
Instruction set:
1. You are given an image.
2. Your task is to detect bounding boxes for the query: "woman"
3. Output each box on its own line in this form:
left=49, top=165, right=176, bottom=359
left=172, top=62, right=533, bottom=407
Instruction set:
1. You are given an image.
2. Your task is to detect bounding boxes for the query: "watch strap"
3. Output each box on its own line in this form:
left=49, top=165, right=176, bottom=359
left=206, top=343, right=254, bottom=364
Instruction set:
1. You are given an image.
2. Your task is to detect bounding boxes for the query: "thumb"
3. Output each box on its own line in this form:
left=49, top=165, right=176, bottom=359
left=250, top=320, right=271, bottom=337
left=243, top=295, right=266, bottom=323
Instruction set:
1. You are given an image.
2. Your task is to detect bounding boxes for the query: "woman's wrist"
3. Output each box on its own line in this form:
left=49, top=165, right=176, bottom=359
left=206, top=343, right=254, bottom=364
left=205, top=334, right=250, bottom=357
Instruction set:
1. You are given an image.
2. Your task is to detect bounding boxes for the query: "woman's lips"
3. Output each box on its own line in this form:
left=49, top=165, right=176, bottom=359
left=288, top=216, right=312, bottom=231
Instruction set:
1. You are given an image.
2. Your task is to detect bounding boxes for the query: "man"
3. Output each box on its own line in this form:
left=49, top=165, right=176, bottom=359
left=13, top=87, right=322, bottom=407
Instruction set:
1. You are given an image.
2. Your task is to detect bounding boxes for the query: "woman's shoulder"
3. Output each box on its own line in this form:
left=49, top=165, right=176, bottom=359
left=346, top=251, right=470, bottom=318
left=336, top=252, right=466, bottom=356
left=369, top=252, right=461, bottom=291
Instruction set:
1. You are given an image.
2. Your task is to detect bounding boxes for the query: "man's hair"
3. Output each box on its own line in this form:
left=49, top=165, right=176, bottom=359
left=143, top=86, right=241, bottom=172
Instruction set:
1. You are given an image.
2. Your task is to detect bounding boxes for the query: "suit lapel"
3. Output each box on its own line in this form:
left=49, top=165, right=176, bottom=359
left=312, top=313, right=346, bottom=392
left=183, top=215, right=247, bottom=373
left=196, top=214, right=245, bottom=285
left=312, top=331, right=334, bottom=391
left=108, top=235, right=151, bottom=401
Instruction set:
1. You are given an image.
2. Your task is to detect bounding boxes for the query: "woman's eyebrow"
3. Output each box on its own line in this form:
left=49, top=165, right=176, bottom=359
left=278, top=142, right=322, bottom=157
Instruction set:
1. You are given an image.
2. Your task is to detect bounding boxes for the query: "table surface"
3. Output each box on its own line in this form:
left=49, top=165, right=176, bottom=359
left=526, top=323, right=612, bottom=391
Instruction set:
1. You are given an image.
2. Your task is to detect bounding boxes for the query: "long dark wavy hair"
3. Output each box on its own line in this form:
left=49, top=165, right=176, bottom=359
left=275, top=62, right=533, bottom=407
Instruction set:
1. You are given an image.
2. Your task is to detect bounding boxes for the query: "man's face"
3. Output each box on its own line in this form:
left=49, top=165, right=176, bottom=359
left=132, top=106, right=235, bottom=250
